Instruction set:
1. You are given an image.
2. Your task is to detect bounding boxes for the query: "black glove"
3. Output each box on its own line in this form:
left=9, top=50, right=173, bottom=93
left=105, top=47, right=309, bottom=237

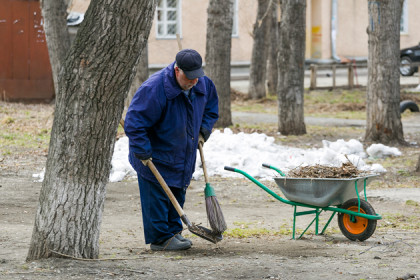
left=200, top=127, right=210, bottom=142
left=198, top=133, right=205, bottom=147
left=134, top=153, right=152, bottom=166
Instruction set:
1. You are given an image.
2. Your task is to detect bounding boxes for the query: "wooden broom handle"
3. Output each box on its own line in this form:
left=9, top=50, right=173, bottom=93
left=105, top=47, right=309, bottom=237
left=146, top=160, right=185, bottom=217
left=176, top=34, right=182, bottom=50
left=198, top=143, right=209, bottom=184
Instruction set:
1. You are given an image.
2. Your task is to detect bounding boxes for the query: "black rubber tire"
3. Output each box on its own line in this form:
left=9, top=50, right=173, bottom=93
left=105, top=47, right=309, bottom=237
left=400, top=100, right=420, bottom=113
left=337, top=198, right=377, bottom=241
left=400, top=56, right=415, bottom=76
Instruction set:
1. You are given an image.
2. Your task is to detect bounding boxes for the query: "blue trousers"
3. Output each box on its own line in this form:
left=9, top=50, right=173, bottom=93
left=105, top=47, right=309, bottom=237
left=137, top=176, right=186, bottom=244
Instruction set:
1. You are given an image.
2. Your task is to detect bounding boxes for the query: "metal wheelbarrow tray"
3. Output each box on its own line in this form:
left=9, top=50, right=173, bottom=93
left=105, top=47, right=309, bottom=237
left=274, top=175, right=377, bottom=207
left=224, top=164, right=382, bottom=241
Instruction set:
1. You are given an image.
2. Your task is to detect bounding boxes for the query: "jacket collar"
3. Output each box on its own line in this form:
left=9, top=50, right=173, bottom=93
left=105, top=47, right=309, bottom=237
left=163, top=62, right=206, bottom=100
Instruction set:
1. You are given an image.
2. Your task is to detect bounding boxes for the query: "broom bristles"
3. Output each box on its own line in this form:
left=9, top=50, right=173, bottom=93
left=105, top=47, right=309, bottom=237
left=206, top=195, right=227, bottom=234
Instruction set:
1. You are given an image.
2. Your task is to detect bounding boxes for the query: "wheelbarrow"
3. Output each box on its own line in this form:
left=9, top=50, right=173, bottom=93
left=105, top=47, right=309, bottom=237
left=224, top=164, right=382, bottom=241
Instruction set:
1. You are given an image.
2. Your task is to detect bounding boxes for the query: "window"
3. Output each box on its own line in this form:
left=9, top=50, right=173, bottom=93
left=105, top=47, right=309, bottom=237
left=156, top=0, right=181, bottom=39
left=400, top=0, right=408, bottom=33
left=232, top=0, right=239, bottom=37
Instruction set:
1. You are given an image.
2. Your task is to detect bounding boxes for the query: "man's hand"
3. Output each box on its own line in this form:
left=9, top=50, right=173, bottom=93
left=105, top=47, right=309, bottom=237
left=134, top=153, right=152, bottom=166
left=198, top=133, right=205, bottom=147
left=141, top=158, right=152, bottom=166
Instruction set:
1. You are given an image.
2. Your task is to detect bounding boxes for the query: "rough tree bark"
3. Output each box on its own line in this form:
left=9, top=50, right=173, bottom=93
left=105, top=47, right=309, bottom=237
left=40, top=0, right=71, bottom=95
left=205, top=0, right=234, bottom=128
left=416, top=155, right=420, bottom=173
left=267, top=1, right=279, bottom=96
left=27, top=0, right=156, bottom=261
left=126, top=45, right=149, bottom=108
left=248, top=0, right=271, bottom=99
left=277, top=0, right=306, bottom=135
left=365, top=0, right=405, bottom=145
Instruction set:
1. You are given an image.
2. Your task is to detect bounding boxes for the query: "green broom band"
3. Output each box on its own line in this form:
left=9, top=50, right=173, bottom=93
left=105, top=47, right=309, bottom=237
left=204, top=183, right=216, bottom=197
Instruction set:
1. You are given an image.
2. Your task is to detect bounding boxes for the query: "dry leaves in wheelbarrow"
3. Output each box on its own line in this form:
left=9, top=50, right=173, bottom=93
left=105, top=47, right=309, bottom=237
left=287, top=162, right=367, bottom=178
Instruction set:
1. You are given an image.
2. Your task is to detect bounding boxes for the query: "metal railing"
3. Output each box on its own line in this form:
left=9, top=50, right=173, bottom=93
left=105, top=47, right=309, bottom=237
left=309, top=61, right=420, bottom=90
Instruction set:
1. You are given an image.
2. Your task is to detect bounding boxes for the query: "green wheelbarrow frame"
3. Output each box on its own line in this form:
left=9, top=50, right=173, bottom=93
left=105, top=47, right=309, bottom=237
left=224, top=164, right=382, bottom=240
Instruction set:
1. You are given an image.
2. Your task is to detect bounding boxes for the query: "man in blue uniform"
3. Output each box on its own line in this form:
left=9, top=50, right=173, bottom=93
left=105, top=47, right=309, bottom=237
left=124, top=49, right=219, bottom=251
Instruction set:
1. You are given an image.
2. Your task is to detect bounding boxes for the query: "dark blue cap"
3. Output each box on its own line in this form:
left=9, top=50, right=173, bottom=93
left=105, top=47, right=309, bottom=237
left=175, top=49, right=204, bottom=79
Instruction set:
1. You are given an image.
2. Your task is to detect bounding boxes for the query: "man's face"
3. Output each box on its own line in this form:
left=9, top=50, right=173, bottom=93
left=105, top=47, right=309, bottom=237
left=175, top=66, right=198, bottom=90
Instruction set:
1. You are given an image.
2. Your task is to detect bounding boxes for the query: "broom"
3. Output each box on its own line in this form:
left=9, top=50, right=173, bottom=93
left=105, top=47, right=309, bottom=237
left=198, top=142, right=227, bottom=234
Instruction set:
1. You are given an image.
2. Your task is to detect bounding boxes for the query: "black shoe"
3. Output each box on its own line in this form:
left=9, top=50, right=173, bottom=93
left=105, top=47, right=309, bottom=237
left=175, top=233, right=193, bottom=245
left=150, top=236, right=191, bottom=251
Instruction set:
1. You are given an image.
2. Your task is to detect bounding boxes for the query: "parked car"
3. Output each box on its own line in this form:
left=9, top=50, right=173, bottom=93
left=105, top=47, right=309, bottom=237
left=400, top=42, right=420, bottom=76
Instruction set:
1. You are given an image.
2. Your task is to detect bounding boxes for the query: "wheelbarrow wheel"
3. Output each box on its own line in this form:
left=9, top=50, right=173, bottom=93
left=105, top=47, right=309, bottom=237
left=337, top=198, right=377, bottom=241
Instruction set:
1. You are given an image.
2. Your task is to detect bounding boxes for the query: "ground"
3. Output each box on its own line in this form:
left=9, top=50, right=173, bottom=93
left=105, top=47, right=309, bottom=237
left=1, top=97, right=420, bottom=279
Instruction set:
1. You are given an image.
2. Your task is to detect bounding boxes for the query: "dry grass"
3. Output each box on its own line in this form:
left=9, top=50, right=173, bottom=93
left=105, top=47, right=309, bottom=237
left=0, top=101, right=54, bottom=157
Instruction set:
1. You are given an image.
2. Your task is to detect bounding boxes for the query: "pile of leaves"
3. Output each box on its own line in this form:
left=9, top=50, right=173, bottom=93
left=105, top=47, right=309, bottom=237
left=287, top=162, right=365, bottom=178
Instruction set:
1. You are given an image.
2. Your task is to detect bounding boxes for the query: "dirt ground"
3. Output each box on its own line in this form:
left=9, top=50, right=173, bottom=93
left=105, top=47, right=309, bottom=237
left=1, top=102, right=420, bottom=279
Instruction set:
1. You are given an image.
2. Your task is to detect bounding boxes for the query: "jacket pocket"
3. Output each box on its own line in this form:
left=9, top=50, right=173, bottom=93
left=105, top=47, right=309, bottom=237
left=152, top=150, right=184, bottom=165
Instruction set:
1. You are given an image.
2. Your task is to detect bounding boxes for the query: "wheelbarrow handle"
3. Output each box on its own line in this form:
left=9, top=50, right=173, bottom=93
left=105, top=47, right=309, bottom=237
left=224, top=166, right=236, bottom=172
left=262, top=163, right=286, bottom=177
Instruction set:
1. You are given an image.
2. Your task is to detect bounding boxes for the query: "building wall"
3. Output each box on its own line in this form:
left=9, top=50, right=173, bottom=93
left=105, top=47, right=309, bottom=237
left=232, top=0, right=257, bottom=63
left=308, top=0, right=331, bottom=60
left=334, top=0, right=420, bottom=60
left=68, top=0, right=420, bottom=64
left=148, top=0, right=256, bottom=66
left=401, top=0, right=420, bottom=48
left=336, top=0, right=368, bottom=58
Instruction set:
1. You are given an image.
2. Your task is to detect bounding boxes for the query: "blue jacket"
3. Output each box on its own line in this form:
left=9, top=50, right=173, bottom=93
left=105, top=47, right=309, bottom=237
left=125, top=62, right=219, bottom=188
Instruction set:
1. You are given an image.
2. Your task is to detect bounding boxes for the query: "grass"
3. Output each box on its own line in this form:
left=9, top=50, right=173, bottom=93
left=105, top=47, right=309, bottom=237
left=223, top=225, right=342, bottom=239
left=223, top=210, right=420, bottom=239
left=0, top=102, right=53, bottom=157
left=232, top=88, right=368, bottom=119
left=221, top=220, right=343, bottom=239
left=378, top=213, right=420, bottom=231
left=305, top=89, right=366, bottom=119
left=232, top=88, right=418, bottom=120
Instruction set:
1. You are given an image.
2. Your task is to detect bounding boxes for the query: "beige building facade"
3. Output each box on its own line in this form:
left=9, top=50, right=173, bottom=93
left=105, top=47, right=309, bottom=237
left=315, top=0, right=420, bottom=61
left=70, top=0, right=420, bottom=65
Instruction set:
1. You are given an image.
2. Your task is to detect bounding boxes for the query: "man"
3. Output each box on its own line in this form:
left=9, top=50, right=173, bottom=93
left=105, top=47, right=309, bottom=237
left=124, top=49, right=219, bottom=251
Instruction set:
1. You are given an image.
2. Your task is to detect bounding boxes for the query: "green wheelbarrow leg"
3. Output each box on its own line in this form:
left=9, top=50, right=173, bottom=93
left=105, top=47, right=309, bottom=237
left=320, top=211, right=337, bottom=235
left=293, top=207, right=323, bottom=239
left=293, top=207, right=338, bottom=238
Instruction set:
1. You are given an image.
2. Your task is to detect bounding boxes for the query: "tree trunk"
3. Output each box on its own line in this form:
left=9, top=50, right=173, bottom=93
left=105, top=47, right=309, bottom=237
left=40, top=0, right=71, bottom=96
left=365, top=0, right=406, bottom=145
left=27, top=0, right=156, bottom=261
left=125, top=45, right=149, bottom=109
left=205, top=0, right=234, bottom=128
left=277, top=0, right=306, bottom=135
left=267, top=1, right=279, bottom=96
left=416, top=154, right=420, bottom=173
left=248, top=0, right=271, bottom=99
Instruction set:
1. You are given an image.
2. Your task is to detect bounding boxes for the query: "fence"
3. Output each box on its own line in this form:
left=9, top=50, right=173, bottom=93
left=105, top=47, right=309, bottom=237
left=309, top=61, right=420, bottom=90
